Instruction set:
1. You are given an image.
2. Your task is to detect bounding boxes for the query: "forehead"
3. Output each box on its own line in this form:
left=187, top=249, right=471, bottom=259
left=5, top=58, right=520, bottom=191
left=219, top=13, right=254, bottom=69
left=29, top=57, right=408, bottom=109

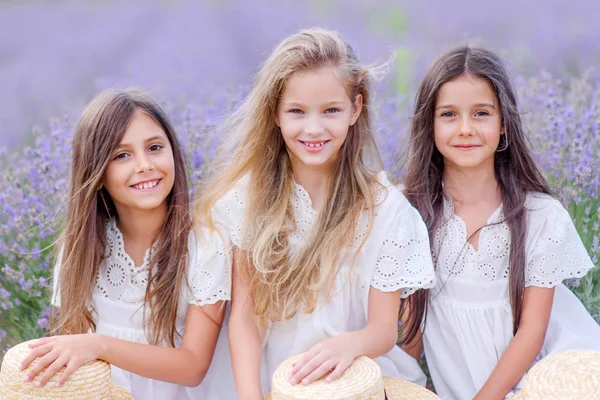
left=436, top=74, right=497, bottom=106
left=281, top=65, right=350, bottom=102
left=120, top=109, right=166, bottom=142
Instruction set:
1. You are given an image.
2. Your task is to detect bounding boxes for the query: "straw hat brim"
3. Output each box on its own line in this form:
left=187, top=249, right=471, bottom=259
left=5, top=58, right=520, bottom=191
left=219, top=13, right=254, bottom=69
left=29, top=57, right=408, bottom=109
left=0, top=340, right=134, bottom=400
left=0, top=382, right=133, bottom=400
left=506, top=350, right=600, bottom=400
left=265, top=376, right=440, bottom=400
left=111, top=384, right=135, bottom=400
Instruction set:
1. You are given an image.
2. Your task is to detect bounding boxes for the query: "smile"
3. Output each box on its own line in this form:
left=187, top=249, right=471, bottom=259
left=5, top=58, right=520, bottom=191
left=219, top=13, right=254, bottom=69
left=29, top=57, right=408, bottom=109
left=454, top=145, right=480, bottom=150
left=299, top=140, right=330, bottom=153
left=131, top=179, right=161, bottom=190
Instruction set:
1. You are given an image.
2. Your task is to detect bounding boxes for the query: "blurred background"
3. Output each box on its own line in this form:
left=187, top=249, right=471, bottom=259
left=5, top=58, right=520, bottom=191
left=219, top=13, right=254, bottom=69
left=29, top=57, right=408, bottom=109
left=1, top=0, right=599, bottom=360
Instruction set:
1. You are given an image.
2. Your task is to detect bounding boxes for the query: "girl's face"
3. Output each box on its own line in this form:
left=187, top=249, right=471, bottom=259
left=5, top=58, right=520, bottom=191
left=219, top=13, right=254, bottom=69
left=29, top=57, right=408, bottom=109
left=434, top=74, right=503, bottom=172
left=102, top=110, right=175, bottom=215
left=276, top=65, right=362, bottom=174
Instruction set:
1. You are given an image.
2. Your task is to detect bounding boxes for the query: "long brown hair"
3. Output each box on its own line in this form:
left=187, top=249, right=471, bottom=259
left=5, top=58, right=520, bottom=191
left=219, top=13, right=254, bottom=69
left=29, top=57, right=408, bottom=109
left=196, top=28, right=383, bottom=330
left=53, top=89, right=191, bottom=346
left=403, top=46, right=551, bottom=341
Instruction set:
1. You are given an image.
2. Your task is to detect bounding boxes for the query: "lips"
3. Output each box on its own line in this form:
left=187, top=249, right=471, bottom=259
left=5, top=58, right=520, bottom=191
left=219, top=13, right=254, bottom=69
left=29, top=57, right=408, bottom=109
left=454, top=144, right=480, bottom=150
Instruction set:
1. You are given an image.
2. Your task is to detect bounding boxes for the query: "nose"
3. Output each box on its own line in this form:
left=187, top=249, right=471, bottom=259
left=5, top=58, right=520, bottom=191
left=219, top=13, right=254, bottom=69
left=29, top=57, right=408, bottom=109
left=458, top=115, right=474, bottom=136
left=135, top=153, right=154, bottom=173
left=304, top=115, right=325, bottom=136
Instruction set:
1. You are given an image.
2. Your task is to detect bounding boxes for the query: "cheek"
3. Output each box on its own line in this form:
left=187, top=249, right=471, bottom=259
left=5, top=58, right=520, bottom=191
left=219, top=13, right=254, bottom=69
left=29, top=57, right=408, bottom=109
left=433, top=121, right=449, bottom=146
left=483, top=121, right=503, bottom=147
left=103, top=165, right=126, bottom=189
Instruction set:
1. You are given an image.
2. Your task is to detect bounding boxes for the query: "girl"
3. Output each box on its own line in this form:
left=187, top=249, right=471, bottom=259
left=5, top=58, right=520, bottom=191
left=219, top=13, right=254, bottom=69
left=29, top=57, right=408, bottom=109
left=404, top=46, right=600, bottom=400
left=196, top=28, right=436, bottom=399
left=18, top=89, right=233, bottom=400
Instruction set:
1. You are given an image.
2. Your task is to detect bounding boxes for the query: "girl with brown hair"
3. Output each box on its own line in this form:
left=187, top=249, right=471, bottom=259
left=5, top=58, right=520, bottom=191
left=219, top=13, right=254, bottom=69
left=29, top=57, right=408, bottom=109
left=196, top=28, right=436, bottom=399
left=18, top=89, right=231, bottom=399
left=403, top=46, right=600, bottom=400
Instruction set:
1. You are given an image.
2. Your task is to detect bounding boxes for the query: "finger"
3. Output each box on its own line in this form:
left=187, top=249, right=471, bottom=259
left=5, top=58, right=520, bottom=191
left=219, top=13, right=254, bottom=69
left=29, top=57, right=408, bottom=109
left=57, top=360, right=80, bottom=387
left=37, top=356, right=68, bottom=387
left=290, top=348, right=320, bottom=377
left=289, top=353, right=328, bottom=385
left=301, top=359, right=337, bottom=385
left=326, top=360, right=351, bottom=382
left=28, top=337, right=57, bottom=349
left=24, top=351, right=59, bottom=383
left=20, top=343, right=55, bottom=371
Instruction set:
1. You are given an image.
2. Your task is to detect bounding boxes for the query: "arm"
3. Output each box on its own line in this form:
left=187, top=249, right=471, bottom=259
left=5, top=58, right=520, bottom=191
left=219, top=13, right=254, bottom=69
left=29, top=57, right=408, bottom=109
left=21, top=301, right=225, bottom=388
left=289, top=287, right=401, bottom=385
left=400, top=298, right=423, bottom=361
left=474, top=286, right=554, bottom=400
left=229, top=247, right=263, bottom=400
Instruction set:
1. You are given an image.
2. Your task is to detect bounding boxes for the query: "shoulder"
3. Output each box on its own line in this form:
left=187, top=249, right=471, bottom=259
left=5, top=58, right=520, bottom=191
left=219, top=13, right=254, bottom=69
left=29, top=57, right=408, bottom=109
left=373, top=171, right=413, bottom=215
left=525, top=192, right=569, bottom=222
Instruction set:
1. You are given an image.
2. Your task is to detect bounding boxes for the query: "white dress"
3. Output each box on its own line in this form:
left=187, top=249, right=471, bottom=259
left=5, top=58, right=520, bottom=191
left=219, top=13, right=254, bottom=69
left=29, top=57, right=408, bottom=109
left=214, top=171, right=437, bottom=394
left=423, top=192, right=600, bottom=400
left=52, top=219, right=234, bottom=400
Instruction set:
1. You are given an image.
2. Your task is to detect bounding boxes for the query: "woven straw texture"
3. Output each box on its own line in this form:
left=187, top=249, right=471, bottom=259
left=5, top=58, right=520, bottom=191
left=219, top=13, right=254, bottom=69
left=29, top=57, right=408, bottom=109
left=382, top=376, right=440, bottom=400
left=265, top=355, right=440, bottom=400
left=510, top=350, right=600, bottom=400
left=270, top=355, right=384, bottom=400
left=0, top=340, right=133, bottom=400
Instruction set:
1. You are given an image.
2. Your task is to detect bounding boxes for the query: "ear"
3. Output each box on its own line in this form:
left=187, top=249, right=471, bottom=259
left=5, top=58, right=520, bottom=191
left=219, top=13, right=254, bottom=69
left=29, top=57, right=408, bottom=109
left=350, top=94, right=363, bottom=126
left=274, top=113, right=280, bottom=127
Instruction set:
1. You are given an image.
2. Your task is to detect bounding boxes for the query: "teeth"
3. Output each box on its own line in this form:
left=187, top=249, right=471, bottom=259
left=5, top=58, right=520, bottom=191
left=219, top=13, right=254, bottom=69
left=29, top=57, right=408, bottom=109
left=305, top=142, right=324, bottom=148
left=133, top=180, right=159, bottom=190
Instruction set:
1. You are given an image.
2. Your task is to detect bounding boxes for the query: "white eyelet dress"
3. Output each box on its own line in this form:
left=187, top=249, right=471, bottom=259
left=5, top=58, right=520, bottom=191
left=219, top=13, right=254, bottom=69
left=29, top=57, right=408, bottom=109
left=214, top=171, right=437, bottom=395
left=423, top=192, right=600, bottom=400
left=52, top=219, right=233, bottom=400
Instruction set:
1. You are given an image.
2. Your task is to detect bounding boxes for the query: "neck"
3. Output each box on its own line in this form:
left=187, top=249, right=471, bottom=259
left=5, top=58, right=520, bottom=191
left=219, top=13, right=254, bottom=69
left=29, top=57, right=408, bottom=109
left=291, top=162, right=332, bottom=210
left=443, top=163, right=500, bottom=204
left=115, top=204, right=167, bottom=250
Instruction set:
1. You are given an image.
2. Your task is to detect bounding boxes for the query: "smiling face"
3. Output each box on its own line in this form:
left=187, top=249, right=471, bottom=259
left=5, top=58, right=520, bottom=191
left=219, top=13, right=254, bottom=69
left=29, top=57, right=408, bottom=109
left=275, top=65, right=362, bottom=175
left=434, top=74, right=503, bottom=173
left=102, top=109, right=175, bottom=216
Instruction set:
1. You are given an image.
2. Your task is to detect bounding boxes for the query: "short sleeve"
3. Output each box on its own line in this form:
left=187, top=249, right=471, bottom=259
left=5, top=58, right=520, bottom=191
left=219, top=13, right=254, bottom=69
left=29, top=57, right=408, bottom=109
left=212, top=176, right=251, bottom=250
left=187, top=225, right=232, bottom=306
left=370, top=202, right=436, bottom=298
left=51, top=247, right=63, bottom=307
left=525, top=197, right=595, bottom=287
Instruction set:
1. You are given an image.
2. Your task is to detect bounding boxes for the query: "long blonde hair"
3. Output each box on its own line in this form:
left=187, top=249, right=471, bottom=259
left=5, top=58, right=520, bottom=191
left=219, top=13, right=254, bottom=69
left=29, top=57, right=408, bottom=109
left=53, top=89, right=192, bottom=346
left=196, top=28, right=384, bottom=329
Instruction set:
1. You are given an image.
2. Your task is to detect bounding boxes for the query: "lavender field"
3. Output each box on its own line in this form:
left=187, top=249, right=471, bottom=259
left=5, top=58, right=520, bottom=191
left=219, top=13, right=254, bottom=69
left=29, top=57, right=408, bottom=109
left=1, top=0, right=599, bottom=353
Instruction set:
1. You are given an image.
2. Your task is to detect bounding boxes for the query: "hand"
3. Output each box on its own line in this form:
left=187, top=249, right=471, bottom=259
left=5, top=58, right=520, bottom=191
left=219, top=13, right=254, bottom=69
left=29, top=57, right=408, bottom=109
left=18, top=334, right=104, bottom=387
left=288, top=333, right=357, bottom=385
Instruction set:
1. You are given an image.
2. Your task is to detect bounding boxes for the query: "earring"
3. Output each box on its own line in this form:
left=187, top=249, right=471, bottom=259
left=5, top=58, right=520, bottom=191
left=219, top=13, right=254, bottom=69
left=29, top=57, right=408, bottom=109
left=496, top=133, right=509, bottom=152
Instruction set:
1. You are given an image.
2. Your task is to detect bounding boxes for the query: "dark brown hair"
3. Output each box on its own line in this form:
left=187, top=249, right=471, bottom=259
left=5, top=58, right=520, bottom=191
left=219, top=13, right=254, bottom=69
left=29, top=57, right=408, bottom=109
left=402, top=46, right=551, bottom=343
left=53, top=89, right=191, bottom=346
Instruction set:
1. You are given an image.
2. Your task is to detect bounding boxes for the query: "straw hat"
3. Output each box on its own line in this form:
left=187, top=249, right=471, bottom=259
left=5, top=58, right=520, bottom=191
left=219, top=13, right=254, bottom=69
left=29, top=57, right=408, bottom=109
left=509, top=350, right=600, bottom=400
left=265, top=355, right=440, bottom=400
left=0, top=340, right=133, bottom=400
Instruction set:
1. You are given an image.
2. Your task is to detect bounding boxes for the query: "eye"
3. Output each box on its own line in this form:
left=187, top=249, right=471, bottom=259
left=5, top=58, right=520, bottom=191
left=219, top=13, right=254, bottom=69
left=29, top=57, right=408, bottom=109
left=475, top=110, right=490, bottom=117
left=288, top=109, right=303, bottom=114
left=113, top=152, right=129, bottom=161
left=325, top=108, right=340, bottom=114
left=440, top=111, right=455, bottom=117
left=148, top=144, right=163, bottom=152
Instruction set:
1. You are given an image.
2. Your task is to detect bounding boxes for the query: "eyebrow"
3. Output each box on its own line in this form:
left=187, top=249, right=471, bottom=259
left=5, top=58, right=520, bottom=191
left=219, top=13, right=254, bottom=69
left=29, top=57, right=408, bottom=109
left=115, top=135, right=167, bottom=150
left=435, top=103, right=497, bottom=110
left=282, top=100, right=347, bottom=108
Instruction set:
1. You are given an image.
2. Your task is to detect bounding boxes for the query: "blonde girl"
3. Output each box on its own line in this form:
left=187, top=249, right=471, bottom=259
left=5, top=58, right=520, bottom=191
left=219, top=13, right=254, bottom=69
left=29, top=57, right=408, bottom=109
left=404, top=46, right=600, bottom=400
left=19, top=89, right=231, bottom=400
left=197, top=28, right=436, bottom=399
